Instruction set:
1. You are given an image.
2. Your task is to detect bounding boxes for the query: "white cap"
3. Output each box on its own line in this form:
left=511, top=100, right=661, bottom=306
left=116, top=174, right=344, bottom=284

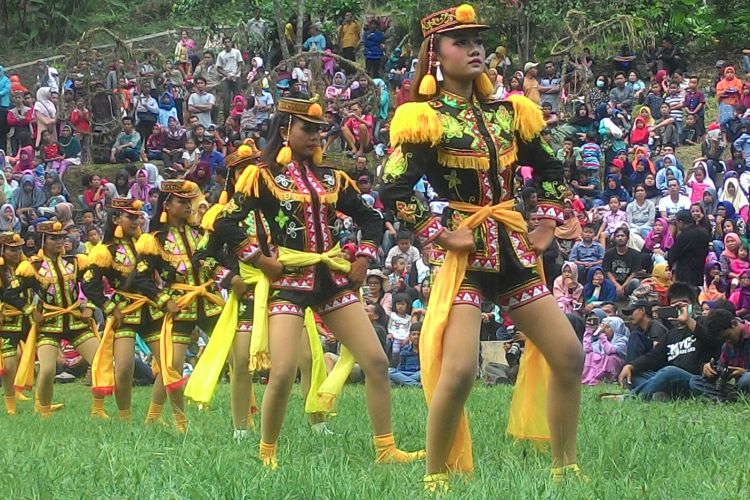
left=523, top=62, right=539, bottom=73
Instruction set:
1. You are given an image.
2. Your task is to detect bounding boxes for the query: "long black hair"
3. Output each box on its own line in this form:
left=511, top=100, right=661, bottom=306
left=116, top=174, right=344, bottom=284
left=149, top=191, right=171, bottom=233
left=260, top=110, right=293, bottom=166
left=103, top=207, right=118, bottom=243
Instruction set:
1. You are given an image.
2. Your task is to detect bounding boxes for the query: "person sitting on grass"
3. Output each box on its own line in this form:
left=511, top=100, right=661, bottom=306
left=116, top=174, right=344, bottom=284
left=388, top=324, right=421, bottom=387
left=110, top=117, right=141, bottom=164
left=623, top=300, right=668, bottom=363
left=583, top=265, right=617, bottom=312
left=603, top=226, right=642, bottom=298
left=610, top=282, right=722, bottom=401
left=582, top=316, right=629, bottom=385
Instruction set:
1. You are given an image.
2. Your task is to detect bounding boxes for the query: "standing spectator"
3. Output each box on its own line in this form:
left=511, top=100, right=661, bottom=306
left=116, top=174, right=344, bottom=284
left=0, top=66, right=9, bottom=151
left=363, top=20, right=385, bottom=78
left=338, top=12, right=361, bottom=61
left=603, top=226, right=642, bottom=298
left=387, top=293, right=412, bottom=362
left=216, top=37, right=243, bottom=118
left=684, top=76, right=705, bottom=137
left=193, top=51, right=221, bottom=95
left=303, top=25, right=327, bottom=51
left=522, top=62, right=540, bottom=103
left=6, top=91, right=33, bottom=155
left=33, top=87, right=57, bottom=148
left=716, top=66, right=742, bottom=126
left=133, top=83, right=158, bottom=143
left=668, top=209, right=710, bottom=288
left=174, top=30, right=196, bottom=77
left=485, top=46, right=511, bottom=78
left=539, top=61, right=561, bottom=112
left=188, top=77, right=215, bottom=129
left=664, top=81, right=685, bottom=138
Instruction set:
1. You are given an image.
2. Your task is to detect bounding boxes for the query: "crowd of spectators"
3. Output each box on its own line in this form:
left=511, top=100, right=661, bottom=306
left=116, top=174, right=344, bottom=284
left=2, top=19, right=750, bottom=398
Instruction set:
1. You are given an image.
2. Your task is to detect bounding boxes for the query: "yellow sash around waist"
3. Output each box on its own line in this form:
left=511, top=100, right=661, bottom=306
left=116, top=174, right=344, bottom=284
left=91, top=291, right=153, bottom=396
left=0, top=305, right=21, bottom=378
left=420, top=200, right=551, bottom=473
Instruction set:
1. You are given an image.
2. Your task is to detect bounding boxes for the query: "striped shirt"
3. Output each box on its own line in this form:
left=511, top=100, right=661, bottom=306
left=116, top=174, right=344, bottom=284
left=665, top=93, right=684, bottom=123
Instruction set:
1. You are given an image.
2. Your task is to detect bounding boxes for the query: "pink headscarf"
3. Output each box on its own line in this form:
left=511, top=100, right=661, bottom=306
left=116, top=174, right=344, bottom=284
left=644, top=217, right=674, bottom=251
left=129, top=168, right=152, bottom=202
left=723, top=232, right=741, bottom=259
left=552, top=262, right=583, bottom=314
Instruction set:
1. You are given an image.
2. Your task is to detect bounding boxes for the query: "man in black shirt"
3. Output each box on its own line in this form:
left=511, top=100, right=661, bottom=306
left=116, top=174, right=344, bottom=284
left=668, top=209, right=709, bottom=288
left=622, top=300, right=668, bottom=363
left=603, top=226, right=641, bottom=298
left=617, top=283, right=722, bottom=400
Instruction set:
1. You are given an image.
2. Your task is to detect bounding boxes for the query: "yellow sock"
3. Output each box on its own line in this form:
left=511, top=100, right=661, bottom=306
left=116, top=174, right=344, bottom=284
left=423, top=473, right=450, bottom=493
left=259, top=440, right=278, bottom=470
left=118, top=408, right=132, bottom=421
left=145, top=402, right=163, bottom=424
left=373, top=433, right=426, bottom=464
left=15, top=391, right=30, bottom=401
left=38, top=404, right=52, bottom=418
left=172, top=407, right=188, bottom=434
left=4, top=395, right=16, bottom=415
left=91, top=397, right=110, bottom=420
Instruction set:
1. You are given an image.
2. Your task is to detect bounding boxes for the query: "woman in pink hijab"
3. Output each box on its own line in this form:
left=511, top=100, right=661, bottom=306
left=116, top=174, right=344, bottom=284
left=129, top=168, right=152, bottom=202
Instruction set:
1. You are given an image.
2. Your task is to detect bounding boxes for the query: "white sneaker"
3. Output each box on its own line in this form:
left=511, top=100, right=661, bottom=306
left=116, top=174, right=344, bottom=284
left=233, top=429, right=249, bottom=442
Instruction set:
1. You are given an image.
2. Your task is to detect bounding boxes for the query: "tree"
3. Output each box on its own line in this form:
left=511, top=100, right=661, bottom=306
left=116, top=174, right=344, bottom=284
left=273, top=1, right=291, bottom=60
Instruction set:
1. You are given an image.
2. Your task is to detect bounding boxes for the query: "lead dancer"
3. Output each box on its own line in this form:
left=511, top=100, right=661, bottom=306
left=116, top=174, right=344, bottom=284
left=213, top=97, right=423, bottom=468
left=380, top=4, right=584, bottom=490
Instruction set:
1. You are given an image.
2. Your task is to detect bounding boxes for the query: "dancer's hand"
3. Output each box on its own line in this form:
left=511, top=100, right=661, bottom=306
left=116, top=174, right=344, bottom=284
left=528, top=220, right=556, bottom=255
left=348, top=257, right=368, bottom=288
left=32, top=310, right=44, bottom=325
left=436, top=227, right=475, bottom=253
left=231, top=275, right=249, bottom=296
left=112, top=306, right=124, bottom=327
left=81, top=308, right=93, bottom=320
left=165, top=300, right=181, bottom=315
left=256, top=254, right=284, bottom=281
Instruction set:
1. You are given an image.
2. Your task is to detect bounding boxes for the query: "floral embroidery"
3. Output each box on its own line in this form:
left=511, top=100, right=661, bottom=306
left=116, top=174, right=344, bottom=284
left=541, top=137, right=555, bottom=156
left=494, top=106, right=513, bottom=134
left=444, top=170, right=462, bottom=191
left=275, top=209, right=290, bottom=229
left=383, top=147, right=410, bottom=183
left=440, top=114, right=464, bottom=140
left=395, top=200, right=418, bottom=224
left=137, top=261, right=148, bottom=273
left=541, top=180, right=566, bottom=200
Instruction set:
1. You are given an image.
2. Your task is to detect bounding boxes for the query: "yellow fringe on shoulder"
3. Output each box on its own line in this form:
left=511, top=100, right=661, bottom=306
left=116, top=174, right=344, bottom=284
left=498, top=141, right=519, bottom=170
left=200, top=204, right=226, bottom=232
left=335, top=170, right=360, bottom=194
left=258, top=168, right=343, bottom=205
left=235, top=164, right=261, bottom=197
left=135, top=233, right=160, bottom=256
left=389, top=102, right=443, bottom=146
left=506, top=94, right=546, bottom=142
left=437, top=149, right=490, bottom=170
left=15, top=260, right=36, bottom=278
left=88, top=244, right=113, bottom=268
left=76, top=254, right=90, bottom=271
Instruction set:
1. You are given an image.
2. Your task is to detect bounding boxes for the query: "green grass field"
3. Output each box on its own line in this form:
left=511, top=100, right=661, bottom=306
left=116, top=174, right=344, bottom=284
left=1, top=383, right=748, bottom=499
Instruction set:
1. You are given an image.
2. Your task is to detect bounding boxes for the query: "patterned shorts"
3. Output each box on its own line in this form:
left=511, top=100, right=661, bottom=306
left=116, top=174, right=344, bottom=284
left=37, top=329, right=97, bottom=349
left=271, top=265, right=361, bottom=318
left=1, top=336, right=18, bottom=358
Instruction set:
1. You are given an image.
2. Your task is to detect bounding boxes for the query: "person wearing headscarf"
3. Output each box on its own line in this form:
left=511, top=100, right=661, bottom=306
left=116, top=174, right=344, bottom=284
left=630, top=262, right=672, bottom=306
left=644, top=217, right=674, bottom=252
left=555, top=198, right=583, bottom=259
left=699, top=261, right=727, bottom=303
left=143, top=162, right=163, bottom=190
left=655, top=157, right=684, bottom=192
left=395, top=79, right=412, bottom=107
left=33, top=87, right=58, bottom=148
left=230, top=94, right=246, bottom=120
left=157, top=92, right=178, bottom=128
left=373, top=79, right=390, bottom=122
left=734, top=270, right=750, bottom=318
left=0, top=203, right=20, bottom=232
left=636, top=105, right=655, bottom=126
left=245, top=57, right=264, bottom=84
left=54, top=202, right=75, bottom=229
left=553, top=262, right=583, bottom=314
left=720, top=232, right=743, bottom=280
left=583, top=265, right=617, bottom=307
left=161, top=116, right=187, bottom=169
left=581, top=316, right=629, bottom=385
left=325, top=72, right=350, bottom=102
left=12, top=173, right=45, bottom=225
left=629, top=116, right=649, bottom=147
left=599, top=174, right=630, bottom=206
left=567, top=102, right=595, bottom=139
left=700, top=186, right=718, bottom=216
left=186, top=159, right=211, bottom=190
left=719, top=177, right=750, bottom=222
left=0, top=170, right=13, bottom=204
left=108, top=169, right=132, bottom=199
left=716, top=66, right=742, bottom=126
left=129, top=168, right=152, bottom=202
left=58, top=124, right=81, bottom=171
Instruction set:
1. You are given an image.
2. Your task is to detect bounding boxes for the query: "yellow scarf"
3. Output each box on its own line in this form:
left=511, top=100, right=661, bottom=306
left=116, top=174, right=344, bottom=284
left=14, top=301, right=99, bottom=391
left=160, top=282, right=225, bottom=392
left=91, top=291, right=152, bottom=396
left=420, top=200, right=550, bottom=472
left=241, top=244, right=356, bottom=413
left=0, top=305, right=22, bottom=377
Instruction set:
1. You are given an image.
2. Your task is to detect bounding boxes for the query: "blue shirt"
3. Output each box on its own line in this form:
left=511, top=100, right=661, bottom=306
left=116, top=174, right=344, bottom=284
left=363, top=30, right=385, bottom=60
left=0, top=66, right=10, bottom=108
left=570, top=241, right=605, bottom=264
left=303, top=34, right=327, bottom=51
left=396, top=344, right=420, bottom=373
left=201, top=150, right=225, bottom=175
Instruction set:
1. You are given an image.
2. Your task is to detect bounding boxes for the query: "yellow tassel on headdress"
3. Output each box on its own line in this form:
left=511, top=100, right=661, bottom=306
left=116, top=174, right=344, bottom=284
left=218, top=191, right=229, bottom=205
left=89, top=243, right=113, bottom=268
left=418, top=73, right=437, bottom=97
left=200, top=204, right=225, bottom=232
left=235, top=164, right=261, bottom=196
left=37, top=249, right=44, bottom=259
left=159, top=210, right=167, bottom=224
left=135, top=233, right=160, bottom=256
left=15, top=260, right=35, bottom=278
left=276, top=145, right=293, bottom=166
left=312, top=146, right=323, bottom=166
left=455, top=3, right=477, bottom=23
left=114, top=225, right=124, bottom=239
left=475, top=72, right=495, bottom=99
left=76, top=254, right=90, bottom=271
left=390, top=102, right=443, bottom=146
left=506, top=94, right=546, bottom=142
left=0, top=257, right=4, bottom=267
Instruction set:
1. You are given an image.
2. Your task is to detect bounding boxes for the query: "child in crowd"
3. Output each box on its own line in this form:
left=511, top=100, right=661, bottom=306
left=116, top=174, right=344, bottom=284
left=680, top=113, right=700, bottom=145
left=385, top=231, right=420, bottom=272
left=721, top=232, right=744, bottom=284
left=180, top=137, right=199, bottom=173
left=388, top=324, right=421, bottom=387
left=644, top=80, right=664, bottom=119
left=84, top=226, right=101, bottom=253
left=580, top=131, right=603, bottom=181
left=730, top=244, right=750, bottom=281
left=699, top=261, right=728, bottom=303
left=597, top=195, right=627, bottom=246
left=731, top=270, right=750, bottom=318
left=389, top=256, right=410, bottom=294
left=570, top=224, right=606, bottom=281
left=144, top=123, right=163, bottom=161
left=387, top=293, right=412, bottom=365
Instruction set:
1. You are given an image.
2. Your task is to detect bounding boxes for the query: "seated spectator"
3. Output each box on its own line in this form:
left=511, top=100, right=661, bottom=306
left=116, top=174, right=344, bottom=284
left=700, top=261, right=728, bottom=303
left=38, top=129, right=66, bottom=177
left=680, top=113, right=700, bottom=145
left=731, top=270, right=750, bottom=318
left=199, top=137, right=224, bottom=174
left=84, top=226, right=101, bottom=253
left=658, top=179, right=691, bottom=219
left=583, top=265, right=617, bottom=310
left=614, top=282, right=721, bottom=401
left=582, top=316, right=629, bottom=385
left=161, top=116, right=186, bottom=170
left=553, top=262, right=583, bottom=314
left=629, top=116, right=650, bottom=147
left=321, top=110, right=342, bottom=154
left=719, top=177, right=749, bottom=223
left=325, top=72, right=351, bottom=102
left=651, top=103, right=678, bottom=147
left=129, top=168, right=152, bottom=203
left=387, top=292, right=412, bottom=363
left=388, top=324, right=421, bottom=387
left=570, top=224, right=605, bottom=280
left=157, top=91, right=179, bottom=128
left=623, top=300, right=667, bottom=363
left=411, top=277, right=431, bottom=324
left=0, top=203, right=21, bottom=232
left=693, top=309, right=750, bottom=397
left=365, top=269, right=392, bottom=315
left=12, top=173, right=45, bottom=226
left=555, top=198, right=583, bottom=261
left=669, top=209, right=710, bottom=288
left=180, top=137, right=199, bottom=173
left=341, top=103, right=374, bottom=158
left=385, top=231, right=420, bottom=272
left=110, top=117, right=142, bottom=163
left=596, top=195, right=627, bottom=246
left=144, top=123, right=163, bottom=161
left=603, top=226, right=642, bottom=298
left=643, top=217, right=673, bottom=266
left=685, top=161, right=714, bottom=204
left=626, top=184, right=655, bottom=238
left=630, top=262, right=672, bottom=306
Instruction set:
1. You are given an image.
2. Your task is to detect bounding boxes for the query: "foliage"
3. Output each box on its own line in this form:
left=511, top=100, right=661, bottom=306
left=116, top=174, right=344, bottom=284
left=2, top=383, right=750, bottom=497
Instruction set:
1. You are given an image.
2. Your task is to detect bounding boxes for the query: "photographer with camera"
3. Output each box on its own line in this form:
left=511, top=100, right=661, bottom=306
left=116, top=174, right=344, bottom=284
left=689, top=309, right=750, bottom=399
left=608, top=282, right=722, bottom=401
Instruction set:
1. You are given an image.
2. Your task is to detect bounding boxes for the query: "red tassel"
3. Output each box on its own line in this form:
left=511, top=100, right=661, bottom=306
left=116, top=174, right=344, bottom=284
left=92, top=386, right=115, bottom=397
left=165, top=376, right=188, bottom=393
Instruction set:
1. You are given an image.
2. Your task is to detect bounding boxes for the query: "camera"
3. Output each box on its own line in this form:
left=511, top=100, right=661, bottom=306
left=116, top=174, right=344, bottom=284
left=712, top=362, right=734, bottom=390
